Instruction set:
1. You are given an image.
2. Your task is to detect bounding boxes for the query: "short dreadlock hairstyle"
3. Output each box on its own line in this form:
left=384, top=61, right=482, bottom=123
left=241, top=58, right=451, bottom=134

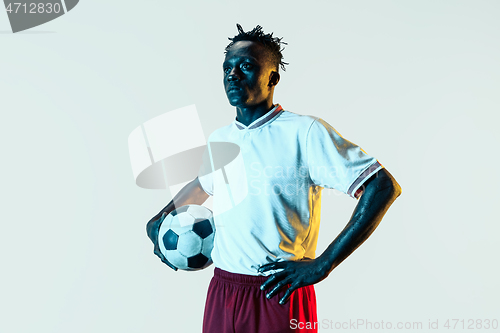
left=225, top=23, right=289, bottom=72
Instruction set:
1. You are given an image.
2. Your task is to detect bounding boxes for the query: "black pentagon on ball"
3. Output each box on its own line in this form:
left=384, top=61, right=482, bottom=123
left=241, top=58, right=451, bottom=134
left=188, top=253, right=209, bottom=268
left=162, top=229, right=179, bottom=250
left=192, top=219, right=213, bottom=239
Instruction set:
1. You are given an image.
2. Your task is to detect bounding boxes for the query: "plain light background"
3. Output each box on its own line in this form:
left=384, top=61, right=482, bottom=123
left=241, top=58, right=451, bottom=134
left=1, top=1, right=499, bottom=332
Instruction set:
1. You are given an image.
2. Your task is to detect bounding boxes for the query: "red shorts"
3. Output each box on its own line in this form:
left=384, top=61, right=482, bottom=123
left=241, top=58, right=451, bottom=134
left=203, top=268, right=318, bottom=333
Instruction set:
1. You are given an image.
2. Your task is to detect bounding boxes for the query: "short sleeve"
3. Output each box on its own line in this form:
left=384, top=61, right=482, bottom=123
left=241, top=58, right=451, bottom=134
left=197, top=144, right=214, bottom=196
left=306, top=118, right=383, bottom=198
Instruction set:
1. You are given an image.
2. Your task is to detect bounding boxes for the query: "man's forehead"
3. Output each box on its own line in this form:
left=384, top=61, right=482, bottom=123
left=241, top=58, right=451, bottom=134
left=224, top=41, right=269, bottom=62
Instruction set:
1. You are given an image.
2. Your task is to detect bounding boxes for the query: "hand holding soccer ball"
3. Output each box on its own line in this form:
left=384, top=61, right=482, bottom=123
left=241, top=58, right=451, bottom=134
left=148, top=213, right=178, bottom=271
left=151, top=205, right=215, bottom=271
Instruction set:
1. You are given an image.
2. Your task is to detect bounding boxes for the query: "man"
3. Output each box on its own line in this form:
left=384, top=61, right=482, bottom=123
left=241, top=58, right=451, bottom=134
left=146, top=24, right=402, bottom=333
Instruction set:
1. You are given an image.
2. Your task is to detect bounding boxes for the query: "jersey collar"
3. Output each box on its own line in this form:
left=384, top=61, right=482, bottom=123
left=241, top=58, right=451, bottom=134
left=234, top=104, right=283, bottom=130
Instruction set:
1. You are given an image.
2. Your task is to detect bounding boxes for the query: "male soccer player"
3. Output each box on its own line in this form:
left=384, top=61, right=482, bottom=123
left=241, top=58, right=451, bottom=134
left=146, top=24, right=402, bottom=333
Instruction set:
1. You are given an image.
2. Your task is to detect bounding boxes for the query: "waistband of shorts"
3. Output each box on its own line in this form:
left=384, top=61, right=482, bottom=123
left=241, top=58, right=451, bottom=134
left=213, top=267, right=268, bottom=286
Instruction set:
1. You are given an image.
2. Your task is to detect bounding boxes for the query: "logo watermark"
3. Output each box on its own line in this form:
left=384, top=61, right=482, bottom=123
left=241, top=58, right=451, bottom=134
left=128, top=105, right=247, bottom=216
left=289, top=318, right=499, bottom=331
left=3, top=0, right=79, bottom=33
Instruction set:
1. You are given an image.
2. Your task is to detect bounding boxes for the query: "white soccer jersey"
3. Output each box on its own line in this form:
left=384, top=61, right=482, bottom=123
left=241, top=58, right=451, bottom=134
left=198, top=104, right=383, bottom=275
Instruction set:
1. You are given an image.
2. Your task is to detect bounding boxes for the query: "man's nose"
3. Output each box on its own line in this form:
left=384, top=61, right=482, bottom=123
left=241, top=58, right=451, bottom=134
left=227, top=68, right=240, bottom=81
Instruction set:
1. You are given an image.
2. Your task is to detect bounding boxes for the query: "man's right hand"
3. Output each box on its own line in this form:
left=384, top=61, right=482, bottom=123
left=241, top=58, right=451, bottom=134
left=147, top=213, right=178, bottom=271
left=145, top=177, right=209, bottom=272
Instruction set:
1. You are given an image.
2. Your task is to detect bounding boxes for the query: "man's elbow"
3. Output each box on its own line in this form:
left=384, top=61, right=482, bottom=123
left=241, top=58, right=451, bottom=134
left=372, top=168, right=402, bottom=200
left=382, top=169, right=402, bottom=200
left=392, top=180, right=402, bottom=199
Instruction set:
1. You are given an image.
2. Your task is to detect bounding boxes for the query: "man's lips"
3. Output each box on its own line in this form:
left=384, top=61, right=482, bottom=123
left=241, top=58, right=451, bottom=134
left=227, top=86, right=242, bottom=92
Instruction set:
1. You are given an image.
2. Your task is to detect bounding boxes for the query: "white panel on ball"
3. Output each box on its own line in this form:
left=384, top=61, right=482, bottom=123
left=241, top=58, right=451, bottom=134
left=176, top=231, right=203, bottom=258
left=166, top=250, right=188, bottom=269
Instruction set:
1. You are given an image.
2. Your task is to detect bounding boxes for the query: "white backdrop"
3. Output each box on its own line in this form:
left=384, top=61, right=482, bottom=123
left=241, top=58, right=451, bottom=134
left=1, top=1, right=499, bottom=332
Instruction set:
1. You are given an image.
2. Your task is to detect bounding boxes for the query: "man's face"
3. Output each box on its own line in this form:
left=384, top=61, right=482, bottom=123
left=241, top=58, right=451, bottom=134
left=223, top=41, right=277, bottom=107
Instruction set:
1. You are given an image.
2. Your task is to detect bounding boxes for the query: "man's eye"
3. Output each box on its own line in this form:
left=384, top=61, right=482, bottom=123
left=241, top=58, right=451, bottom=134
left=242, top=63, right=253, bottom=70
left=223, top=67, right=231, bottom=74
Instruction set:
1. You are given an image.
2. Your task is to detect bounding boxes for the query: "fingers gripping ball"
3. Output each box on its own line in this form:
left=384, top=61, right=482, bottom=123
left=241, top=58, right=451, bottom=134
left=158, top=205, right=215, bottom=271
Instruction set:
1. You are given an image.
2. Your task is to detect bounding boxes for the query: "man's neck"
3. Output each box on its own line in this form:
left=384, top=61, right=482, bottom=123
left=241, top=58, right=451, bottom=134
left=235, top=101, right=275, bottom=126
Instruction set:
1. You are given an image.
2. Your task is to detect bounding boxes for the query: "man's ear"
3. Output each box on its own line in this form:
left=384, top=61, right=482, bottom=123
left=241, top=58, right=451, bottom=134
left=268, top=71, right=280, bottom=87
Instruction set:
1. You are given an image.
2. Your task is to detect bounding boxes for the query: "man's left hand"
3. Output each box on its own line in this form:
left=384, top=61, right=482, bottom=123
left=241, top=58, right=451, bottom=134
left=258, top=258, right=330, bottom=305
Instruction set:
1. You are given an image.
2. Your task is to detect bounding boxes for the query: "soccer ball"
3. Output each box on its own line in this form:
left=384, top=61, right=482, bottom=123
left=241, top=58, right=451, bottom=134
left=158, top=205, right=215, bottom=271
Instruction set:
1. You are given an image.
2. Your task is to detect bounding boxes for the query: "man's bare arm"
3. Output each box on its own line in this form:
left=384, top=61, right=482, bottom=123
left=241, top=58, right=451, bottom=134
left=259, top=168, right=402, bottom=304
left=146, top=177, right=209, bottom=270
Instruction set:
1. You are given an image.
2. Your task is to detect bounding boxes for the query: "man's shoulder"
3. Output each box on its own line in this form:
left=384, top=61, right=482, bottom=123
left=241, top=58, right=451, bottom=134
left=278, top=109, right=319, bottom=131
left=280, top=109, right=318, bottom=121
